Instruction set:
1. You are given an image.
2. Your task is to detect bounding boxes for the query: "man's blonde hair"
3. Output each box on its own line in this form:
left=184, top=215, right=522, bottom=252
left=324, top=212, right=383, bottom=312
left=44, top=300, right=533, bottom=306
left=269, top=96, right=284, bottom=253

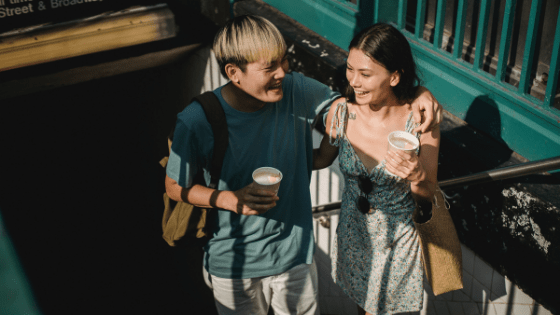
left=213, top=15, right=286, bottom=78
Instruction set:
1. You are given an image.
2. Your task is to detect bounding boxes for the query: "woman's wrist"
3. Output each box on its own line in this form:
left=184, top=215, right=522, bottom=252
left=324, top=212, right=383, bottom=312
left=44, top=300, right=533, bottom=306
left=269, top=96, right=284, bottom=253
left=409, top=167, right=427, bottom=184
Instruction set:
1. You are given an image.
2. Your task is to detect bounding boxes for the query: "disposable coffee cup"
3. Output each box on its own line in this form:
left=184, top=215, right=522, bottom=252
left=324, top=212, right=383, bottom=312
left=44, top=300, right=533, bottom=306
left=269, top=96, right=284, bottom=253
left=387, top=131, right=419, bottom=154
left=386, top=131, right=419, bottom=176
left=252, top=167, right=283, bottom=194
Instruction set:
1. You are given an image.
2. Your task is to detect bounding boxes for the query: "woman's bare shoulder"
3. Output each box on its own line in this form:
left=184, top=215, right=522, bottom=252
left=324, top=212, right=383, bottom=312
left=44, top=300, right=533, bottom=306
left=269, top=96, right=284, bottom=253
left=331, top=97, right=347, bottom=108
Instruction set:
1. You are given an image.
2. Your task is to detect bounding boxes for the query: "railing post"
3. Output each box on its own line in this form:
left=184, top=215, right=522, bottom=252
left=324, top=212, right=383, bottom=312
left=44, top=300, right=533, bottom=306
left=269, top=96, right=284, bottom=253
left=544, top=4, right=560, bottom=109
left=519, top=0, right=544, bottom=95
left=474, top=0, right=492, bottom=72
left=415, top=0, right=427, bottom=40
left=398, top=0, right=408, bottom=30
left=452, top=0, right=468, bottom=60
left=373, top=0, right=380, bottom=24
left=433, top=0, right=447, bottom=50
left=495, top=0, right=517, bottom=83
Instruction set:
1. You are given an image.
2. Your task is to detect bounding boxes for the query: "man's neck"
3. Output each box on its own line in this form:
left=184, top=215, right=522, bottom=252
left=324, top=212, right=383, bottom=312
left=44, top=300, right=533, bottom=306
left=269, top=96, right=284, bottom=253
left=221, top=83, right=266, bottom=113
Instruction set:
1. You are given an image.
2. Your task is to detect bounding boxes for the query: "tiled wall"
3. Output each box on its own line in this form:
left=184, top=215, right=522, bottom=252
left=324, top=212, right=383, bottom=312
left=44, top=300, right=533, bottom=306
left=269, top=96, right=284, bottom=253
left=310, top=131, right=553, bottom=315
left=426, top=242, right=550, bottom=315
left=312, top=215, right=553, bottom=315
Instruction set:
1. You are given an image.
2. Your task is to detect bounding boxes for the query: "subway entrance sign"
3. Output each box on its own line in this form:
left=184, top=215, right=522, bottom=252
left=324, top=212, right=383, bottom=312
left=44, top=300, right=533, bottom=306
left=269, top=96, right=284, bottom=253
left=0, top=0, right=158, bottom=34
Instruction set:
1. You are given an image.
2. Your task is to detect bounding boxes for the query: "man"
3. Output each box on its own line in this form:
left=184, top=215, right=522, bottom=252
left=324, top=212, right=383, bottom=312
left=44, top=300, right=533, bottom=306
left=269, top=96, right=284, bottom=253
left=165, top=15, right=441, bottom=315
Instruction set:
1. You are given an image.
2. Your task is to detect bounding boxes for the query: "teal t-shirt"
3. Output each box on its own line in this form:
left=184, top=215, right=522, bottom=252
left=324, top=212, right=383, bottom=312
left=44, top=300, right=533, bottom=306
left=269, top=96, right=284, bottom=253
left=166, top=72, right=340, bottom=279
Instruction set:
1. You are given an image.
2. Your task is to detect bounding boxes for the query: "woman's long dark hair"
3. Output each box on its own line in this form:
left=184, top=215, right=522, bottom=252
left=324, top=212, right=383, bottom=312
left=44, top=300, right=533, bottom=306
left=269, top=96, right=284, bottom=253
left=345, top=23, right=421, bottom=103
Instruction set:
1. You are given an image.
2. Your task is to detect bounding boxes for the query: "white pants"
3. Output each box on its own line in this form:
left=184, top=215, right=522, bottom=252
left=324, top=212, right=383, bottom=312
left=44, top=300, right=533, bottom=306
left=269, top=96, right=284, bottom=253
left=203, top=261, right=319, bottom=315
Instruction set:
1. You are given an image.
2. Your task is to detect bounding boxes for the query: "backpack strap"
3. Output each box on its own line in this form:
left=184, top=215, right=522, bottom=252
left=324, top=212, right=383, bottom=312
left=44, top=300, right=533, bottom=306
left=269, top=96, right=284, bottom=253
left=192, top=91, right=229, bottom=190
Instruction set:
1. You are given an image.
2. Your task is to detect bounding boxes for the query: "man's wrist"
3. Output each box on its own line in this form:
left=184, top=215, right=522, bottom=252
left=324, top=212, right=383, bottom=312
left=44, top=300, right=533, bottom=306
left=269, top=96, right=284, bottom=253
left=216, top=190, right=237, bottom=213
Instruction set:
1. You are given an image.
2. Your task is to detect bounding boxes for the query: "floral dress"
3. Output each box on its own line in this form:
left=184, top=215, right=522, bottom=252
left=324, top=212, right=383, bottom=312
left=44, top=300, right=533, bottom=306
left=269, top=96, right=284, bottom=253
left=329, top=101, right=424, bottom=314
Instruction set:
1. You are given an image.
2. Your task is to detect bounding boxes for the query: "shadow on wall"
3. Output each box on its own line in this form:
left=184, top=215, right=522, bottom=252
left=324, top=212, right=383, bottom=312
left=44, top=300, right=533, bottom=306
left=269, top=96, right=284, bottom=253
left=464, top=95, right=512, bottom=165
left=439, top=95, right=512, bottom=305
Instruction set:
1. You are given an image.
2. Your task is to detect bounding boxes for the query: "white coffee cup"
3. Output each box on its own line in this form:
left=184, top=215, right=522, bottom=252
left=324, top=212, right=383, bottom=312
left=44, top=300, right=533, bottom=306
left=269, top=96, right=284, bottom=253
left=387, top=131, right=419, bottom=153
left=386, top=131, right=419, bottom=176
left=252, top=167, right=283, bottom=193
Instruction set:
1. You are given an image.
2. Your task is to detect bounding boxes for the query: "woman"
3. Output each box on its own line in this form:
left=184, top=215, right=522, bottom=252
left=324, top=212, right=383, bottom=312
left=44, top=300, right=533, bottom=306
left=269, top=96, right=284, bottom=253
left=313, top=23, right=440, bottom=315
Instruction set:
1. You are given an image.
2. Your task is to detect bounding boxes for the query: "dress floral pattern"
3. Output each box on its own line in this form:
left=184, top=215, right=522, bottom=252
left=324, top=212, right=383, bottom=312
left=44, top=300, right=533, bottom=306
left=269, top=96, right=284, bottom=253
left=330, top=101, right=424, bottom=315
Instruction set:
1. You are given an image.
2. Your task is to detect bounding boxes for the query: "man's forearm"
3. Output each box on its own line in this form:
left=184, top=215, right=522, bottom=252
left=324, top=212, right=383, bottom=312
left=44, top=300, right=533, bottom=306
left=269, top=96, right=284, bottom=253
left=165, top=175, right=279, bottom=216
left=165, top=176, right=236, bottom=210
left=182, top=184, right=239, bottom=211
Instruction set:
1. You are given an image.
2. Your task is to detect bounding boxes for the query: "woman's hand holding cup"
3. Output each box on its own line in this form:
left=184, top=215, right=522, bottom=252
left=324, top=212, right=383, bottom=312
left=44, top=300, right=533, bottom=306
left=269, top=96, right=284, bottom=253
left=385, top=149, right=426, bottom=182
left=385, top=131, right=425, bottom=182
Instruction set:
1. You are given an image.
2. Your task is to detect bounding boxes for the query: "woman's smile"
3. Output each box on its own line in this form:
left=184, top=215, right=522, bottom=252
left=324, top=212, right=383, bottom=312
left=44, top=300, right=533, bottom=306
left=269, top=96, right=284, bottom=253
left=355, top=90, right=370, bottom=97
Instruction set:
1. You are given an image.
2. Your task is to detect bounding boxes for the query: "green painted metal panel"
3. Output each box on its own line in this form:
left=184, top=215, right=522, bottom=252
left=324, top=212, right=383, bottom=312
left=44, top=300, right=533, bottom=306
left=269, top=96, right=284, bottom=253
left=374, top=1, right=400, bottom=25
left=263, top=0, right=357, bottom=50
left=354, top=0, right=374, bottom=31
left=409, top=36, right=560, bottom=161
left=544, top=5, right=560, bottom=109
left=433, top=0, right=447, bottom=50
left=0, top=210, right=42, bottom=315
left=519, top=0, right=543, bottom=94
left=496, top=0, right=516, bottom=83
left=260, top=0, right=560, bottom=161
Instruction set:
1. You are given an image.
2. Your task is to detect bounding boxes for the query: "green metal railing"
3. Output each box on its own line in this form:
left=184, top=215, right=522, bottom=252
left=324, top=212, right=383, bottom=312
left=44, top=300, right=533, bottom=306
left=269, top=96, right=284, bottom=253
left=256, top=0, right=559, bottom=111
left=398, top=0, right=560, bottom=110
left=312, top=156, right=560, bottom=213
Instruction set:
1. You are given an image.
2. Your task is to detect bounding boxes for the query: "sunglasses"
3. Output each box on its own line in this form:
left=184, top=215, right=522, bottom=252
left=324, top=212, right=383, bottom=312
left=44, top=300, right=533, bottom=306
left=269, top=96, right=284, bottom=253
left=357, top=176, right=374, bottom=214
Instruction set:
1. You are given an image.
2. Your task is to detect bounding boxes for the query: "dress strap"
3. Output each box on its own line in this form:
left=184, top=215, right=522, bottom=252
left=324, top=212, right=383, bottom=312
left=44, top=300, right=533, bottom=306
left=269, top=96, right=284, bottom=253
left=404, top=111, right=421, bottom=136
left=328, top=100, right=348, bottom=147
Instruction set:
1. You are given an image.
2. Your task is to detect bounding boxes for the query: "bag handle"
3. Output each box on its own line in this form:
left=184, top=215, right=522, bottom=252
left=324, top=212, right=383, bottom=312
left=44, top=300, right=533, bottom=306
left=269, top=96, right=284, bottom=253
left=192, top=91, right=229, bottom=190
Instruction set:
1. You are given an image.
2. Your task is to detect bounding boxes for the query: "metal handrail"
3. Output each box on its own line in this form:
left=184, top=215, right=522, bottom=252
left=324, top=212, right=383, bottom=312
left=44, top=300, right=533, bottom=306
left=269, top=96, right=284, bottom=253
left=311, top=156, right=560, bottom=213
